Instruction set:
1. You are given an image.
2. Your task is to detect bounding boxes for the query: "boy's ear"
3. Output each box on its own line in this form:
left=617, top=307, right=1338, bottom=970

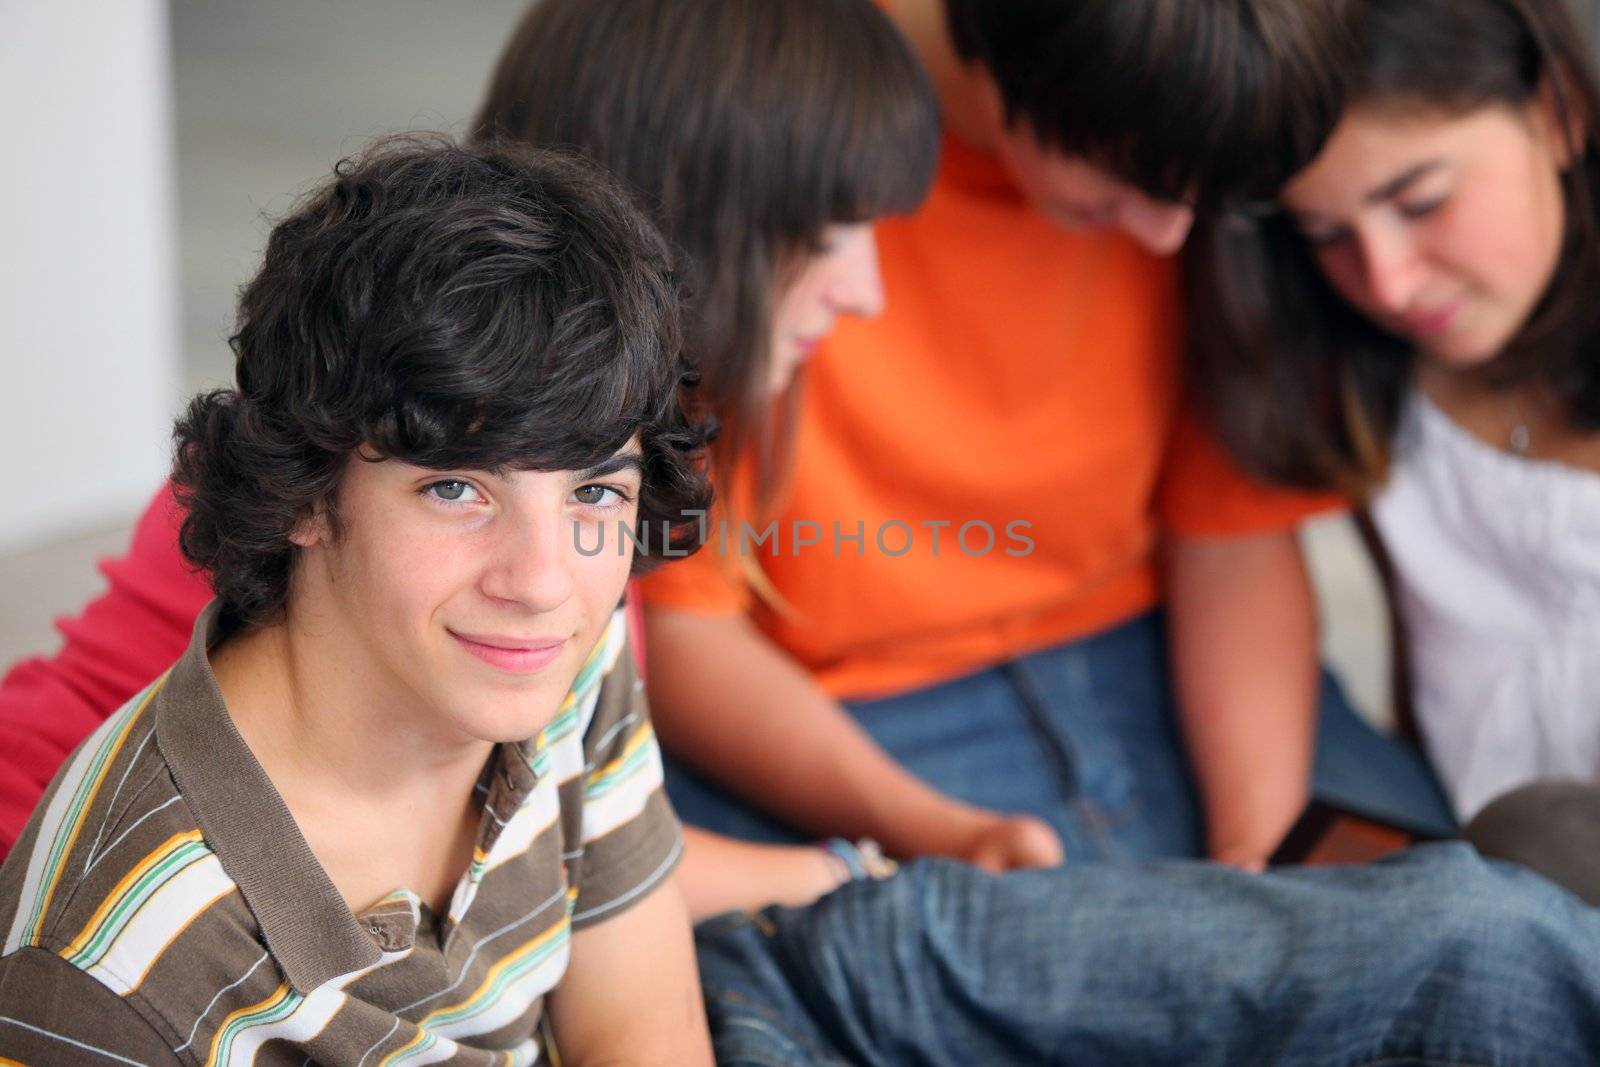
left=1535, top=64, right=1588, bottom=170
left=289, top=505, right=332, bottom=549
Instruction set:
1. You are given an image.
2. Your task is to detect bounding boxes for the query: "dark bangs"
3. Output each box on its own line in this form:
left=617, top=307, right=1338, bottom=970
left=945, top=0, right=1356, bottom=206
left=342, top=199, right=682, bottom=479
left=346, top=199, right=709, bottom=568
left=232, top=142, right=683, bottom=478
left=477, top=0, right=937, bottom=257
left=176, top=137, right=712, bottom=625
left=748, top=0, right=941, bottom=242
left=1351, top=0, right=1541, bottom=109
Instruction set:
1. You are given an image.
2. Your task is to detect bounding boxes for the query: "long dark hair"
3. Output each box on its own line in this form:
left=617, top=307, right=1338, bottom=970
left=474, top=0, right=940, bottom=522
left=1186, top=0, right=1600, bottom=495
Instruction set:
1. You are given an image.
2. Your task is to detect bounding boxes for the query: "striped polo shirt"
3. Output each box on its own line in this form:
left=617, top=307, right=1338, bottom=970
left=0, top=602, right=680, bottom=1065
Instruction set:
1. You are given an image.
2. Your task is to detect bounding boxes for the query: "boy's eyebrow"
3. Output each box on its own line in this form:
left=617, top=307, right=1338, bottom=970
left=578, top=452, right=645, bottom=480
left=1364, top=161, right=1444, bottom=205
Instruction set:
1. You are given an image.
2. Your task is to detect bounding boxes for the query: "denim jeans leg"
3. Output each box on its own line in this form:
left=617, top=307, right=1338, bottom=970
left=695, top=911, right=858, bottom=1067
left=695, top=846, right=1600, bottom=1066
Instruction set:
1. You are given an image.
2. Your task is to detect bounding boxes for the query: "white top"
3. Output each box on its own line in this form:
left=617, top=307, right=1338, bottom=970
left=1370, top=391, right=1600, bottom=819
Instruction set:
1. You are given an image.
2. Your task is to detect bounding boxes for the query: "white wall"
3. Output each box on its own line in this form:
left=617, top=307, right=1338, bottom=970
left=0, top=0, right=179, bottom=553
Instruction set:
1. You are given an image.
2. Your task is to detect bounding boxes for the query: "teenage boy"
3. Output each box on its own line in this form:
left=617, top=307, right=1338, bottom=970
left=0, top=138, right=715, bottom=1066
left=639, top=0, right=1456, bottom=871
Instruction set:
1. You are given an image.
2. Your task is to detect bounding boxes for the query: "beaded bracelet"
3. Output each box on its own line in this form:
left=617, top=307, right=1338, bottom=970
left=818, top=837, right=898, bottom=884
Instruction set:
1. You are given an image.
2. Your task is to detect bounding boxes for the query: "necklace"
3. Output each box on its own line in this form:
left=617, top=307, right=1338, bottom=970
left=1509, top=399, right=1532, bottom=455
left=1508, top=387, right=1547, bottom=456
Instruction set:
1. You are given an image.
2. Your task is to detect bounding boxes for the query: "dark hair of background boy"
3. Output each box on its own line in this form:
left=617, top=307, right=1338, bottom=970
left=942, top=0, right=1355, bottom=206
left=172, top=136, right=714, bottom=629
left=474, top=0, right=940, bottom=524
left=1185, top=0, right=1600, bottom=495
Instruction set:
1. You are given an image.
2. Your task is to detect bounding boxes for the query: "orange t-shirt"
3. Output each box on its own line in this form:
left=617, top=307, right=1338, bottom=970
left=639, top=134, right=1339, bottom=698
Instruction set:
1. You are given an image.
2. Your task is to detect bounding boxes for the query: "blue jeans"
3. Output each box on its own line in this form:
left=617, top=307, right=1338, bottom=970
left=666, top=611, right=1457, bottom=859
left=695, top=844, right=1600, bottom=1065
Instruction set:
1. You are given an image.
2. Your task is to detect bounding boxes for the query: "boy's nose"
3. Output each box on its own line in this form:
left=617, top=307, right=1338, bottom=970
left=481, top=517, right=575, bottom=612
left=1115, top=194, right=1195, bottom=256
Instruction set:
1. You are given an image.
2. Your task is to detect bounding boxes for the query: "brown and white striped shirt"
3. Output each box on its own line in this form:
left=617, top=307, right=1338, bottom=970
left=0, top=602, right=680, bottom=1065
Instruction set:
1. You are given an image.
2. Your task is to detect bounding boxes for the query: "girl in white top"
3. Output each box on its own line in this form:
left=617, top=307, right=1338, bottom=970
left=1188, top=0, right=1600, bottom=820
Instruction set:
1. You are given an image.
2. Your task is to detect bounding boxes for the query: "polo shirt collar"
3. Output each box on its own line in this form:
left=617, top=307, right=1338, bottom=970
left=155, top=602, right=382, bottom=993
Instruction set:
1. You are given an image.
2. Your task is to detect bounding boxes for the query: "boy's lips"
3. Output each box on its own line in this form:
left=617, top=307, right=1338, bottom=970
left=449, top=630, right=567, bottom=673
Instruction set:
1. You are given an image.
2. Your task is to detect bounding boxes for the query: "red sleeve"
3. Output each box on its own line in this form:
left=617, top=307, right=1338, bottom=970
left=1157, top=408, right=1347, bottom=538
left=0, top=482, right=209, bottom=854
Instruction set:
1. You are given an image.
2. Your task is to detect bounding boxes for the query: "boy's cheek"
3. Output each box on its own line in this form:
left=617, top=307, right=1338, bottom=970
left=568, top=521, right=637, bottom=599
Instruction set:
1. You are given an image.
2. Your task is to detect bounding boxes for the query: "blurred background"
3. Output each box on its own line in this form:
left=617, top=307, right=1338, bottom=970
left=21, top=0, right=1586, bottom=725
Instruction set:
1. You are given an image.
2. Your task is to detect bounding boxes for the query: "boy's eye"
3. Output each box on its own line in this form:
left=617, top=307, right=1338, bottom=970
left=426, top=480, right=480, bottom=503
left=573, top=485, right=619, bottom=506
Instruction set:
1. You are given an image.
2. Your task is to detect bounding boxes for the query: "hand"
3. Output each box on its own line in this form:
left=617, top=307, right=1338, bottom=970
left=949, top=811, right=1064, bottom=872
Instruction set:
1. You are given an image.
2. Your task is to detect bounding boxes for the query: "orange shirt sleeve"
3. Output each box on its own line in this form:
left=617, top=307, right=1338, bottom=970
left=634, top=522, right=752, bottom=616
left=1157, top=407, right=1347, bottom=538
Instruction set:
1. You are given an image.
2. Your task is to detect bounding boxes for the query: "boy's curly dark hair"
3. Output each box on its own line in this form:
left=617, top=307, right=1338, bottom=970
left=172, top=135, right=713, bottom=627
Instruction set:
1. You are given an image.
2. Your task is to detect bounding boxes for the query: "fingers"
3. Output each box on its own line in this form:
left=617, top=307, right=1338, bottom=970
left=1006, top=815, right=1064, bottom=868
left=963, top=814, right=1064, bottom=871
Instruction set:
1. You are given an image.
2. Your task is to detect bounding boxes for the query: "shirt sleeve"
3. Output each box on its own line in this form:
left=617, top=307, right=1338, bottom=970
left=1156, top=407, right=1347, bottom=538
left=567, top=630, right=682, bottom=930
left=632, top=524, right=751, bottom=617
left=0, top=482, right=210, bottom=856
left=0, top=947, right=184, bottom=1065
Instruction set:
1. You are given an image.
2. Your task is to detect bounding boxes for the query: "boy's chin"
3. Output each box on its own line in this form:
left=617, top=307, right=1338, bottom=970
left=436, top=679, right=577, bottom=746
left=460, top=709, right=564, bottom=747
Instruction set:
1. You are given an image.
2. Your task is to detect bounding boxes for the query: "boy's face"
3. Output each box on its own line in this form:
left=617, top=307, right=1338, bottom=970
left=289, top=443, right=644, bottom=745
left=991, top=120, right=1194, bottom=256
left=974, top=76, right=1194, bottom=255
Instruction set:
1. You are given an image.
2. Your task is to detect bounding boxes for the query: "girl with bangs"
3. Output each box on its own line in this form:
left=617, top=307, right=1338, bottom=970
left=1187, top=0, right=1600, bottom=822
